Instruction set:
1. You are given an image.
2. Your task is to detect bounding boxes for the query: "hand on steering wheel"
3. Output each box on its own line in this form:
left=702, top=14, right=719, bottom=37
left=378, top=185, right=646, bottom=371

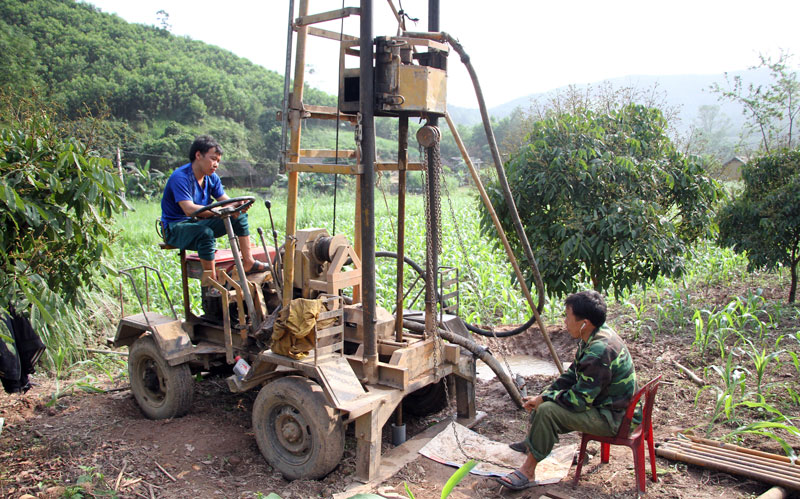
left=190, top=196, right=255, bottom=219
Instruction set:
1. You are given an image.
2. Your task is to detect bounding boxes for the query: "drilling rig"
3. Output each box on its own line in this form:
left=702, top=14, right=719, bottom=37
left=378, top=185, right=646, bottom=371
left=115, top=0, right=561, bottom=483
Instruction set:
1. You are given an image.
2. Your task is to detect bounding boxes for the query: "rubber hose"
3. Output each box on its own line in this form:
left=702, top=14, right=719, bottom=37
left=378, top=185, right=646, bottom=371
left=403, top=318, right=523, bottom=409
left=377, top=251, right=536, bottom=337
left=441, top=32, right=546, bottom=315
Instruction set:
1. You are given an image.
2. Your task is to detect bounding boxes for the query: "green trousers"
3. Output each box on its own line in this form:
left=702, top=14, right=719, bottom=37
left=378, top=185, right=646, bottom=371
left=523, top=401, right=616, bottom=462
left=164, top=213, right=250, bottom=261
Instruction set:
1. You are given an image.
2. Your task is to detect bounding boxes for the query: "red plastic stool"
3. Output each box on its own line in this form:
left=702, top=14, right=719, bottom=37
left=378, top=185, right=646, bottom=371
left=573, top=375, right=662, bottom=494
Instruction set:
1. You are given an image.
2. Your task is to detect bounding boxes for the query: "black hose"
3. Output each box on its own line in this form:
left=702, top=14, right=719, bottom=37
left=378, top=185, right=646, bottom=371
left=376, top=251, right=535, bottom=337
left=440, top=32, right=546, bottom=315
left=403, top=318, right=523, bottom=408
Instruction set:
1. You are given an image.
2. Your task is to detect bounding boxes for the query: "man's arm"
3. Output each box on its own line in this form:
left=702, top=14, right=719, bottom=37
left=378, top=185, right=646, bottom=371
left=543, top=350, right=611, bottom=413
left=177, top=199, right=215, bottom=218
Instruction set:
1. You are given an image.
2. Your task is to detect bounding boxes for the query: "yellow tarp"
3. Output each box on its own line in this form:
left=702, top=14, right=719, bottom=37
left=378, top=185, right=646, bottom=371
left=271, top=297, right=336, bottom=360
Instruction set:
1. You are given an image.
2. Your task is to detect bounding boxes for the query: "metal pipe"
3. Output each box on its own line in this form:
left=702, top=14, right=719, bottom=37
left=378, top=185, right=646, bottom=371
left=257, top=227, right=281, bottom=295
left=359, top=0, right=378, bottom=381
left=444, top=112, right=563, bottom=373
left=223, top=216, right=257, bottom=331
left=395, top=115, right=408, bottom=342
left=264, top=199, right=283, bottom=292
left=279, top=0, right=295, bottom=173
left=283, top=0, right=309, bottom=306
left=423, top=0, right=441, bottom=339
left=428, top=0, right=439, bottom=33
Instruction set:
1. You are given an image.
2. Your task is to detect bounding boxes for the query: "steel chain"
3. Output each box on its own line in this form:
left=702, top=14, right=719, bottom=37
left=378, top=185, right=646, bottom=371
left=434, top=144, right=518, bottom=387
left=429, top=132, right=524, bottom=471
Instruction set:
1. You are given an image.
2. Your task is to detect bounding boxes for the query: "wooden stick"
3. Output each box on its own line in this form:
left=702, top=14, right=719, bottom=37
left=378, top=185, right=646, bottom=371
left=122, top=477, right=142, bottom=489
left=87, top=348, right=128, bottom=356
left=758, top=486, right=788, bottom=499
left=154, top=461, right=176, bottom=482
left=114, top=460, right=127, bottom=491
left=673, top=361, right=705, bottom=386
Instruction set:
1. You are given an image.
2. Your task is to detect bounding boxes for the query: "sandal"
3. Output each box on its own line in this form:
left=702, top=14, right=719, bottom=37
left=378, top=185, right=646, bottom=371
left=246, top=260, right=268, bottom=275
left=494, top=469, right=536, bottom=490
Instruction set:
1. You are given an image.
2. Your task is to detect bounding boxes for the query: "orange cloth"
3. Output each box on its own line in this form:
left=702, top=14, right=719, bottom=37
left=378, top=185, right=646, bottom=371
left=271, top=298, right=335, bottom=360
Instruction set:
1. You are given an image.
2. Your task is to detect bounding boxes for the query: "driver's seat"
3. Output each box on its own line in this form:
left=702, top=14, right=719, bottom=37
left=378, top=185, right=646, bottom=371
left=155, top=218, right=178, bottom=250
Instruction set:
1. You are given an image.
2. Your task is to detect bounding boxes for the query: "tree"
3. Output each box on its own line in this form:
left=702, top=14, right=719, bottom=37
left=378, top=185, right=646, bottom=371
left=483, top=104, right=722, bottom=297
left=717, top=150, right=800, bottom=303
left=685, top=104, right=735, bottom=163
left=0, top=99, right=127, bottom=320
left=711, top=51, right=800, bottom=154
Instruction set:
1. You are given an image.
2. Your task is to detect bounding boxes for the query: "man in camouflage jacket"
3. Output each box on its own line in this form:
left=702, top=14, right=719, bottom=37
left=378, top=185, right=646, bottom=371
left=495, top=290, right=637, bottom=490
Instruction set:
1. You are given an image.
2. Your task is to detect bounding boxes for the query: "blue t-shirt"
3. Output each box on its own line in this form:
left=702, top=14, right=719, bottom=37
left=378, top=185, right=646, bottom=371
left=161, top=163, right=225, bottom=225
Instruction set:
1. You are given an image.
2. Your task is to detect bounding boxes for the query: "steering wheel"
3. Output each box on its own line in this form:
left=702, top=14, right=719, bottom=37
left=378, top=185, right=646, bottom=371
left=190, top=196, right=255, bottom=219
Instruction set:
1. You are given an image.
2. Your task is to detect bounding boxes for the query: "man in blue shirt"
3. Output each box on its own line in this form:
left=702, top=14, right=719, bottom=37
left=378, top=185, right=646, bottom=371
left=161, top=135, right=266, bottom=282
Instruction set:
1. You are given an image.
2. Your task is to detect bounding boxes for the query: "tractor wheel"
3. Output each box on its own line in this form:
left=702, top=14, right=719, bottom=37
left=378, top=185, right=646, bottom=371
left=128, top=336, right=194, bottom=419
left=404, top=377, right=448, bottom=417
left=252, top=376, right=344, bottom=480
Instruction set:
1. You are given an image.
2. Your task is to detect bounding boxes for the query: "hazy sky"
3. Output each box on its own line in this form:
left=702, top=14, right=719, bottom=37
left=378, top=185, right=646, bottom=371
left=81, top=0, right=800, bottom=108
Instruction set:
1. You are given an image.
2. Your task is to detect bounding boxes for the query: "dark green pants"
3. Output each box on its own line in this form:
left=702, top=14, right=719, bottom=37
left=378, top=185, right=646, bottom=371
left=164, top=213, right=250, bottom=261
left=523, top=401, right=616, bottom=462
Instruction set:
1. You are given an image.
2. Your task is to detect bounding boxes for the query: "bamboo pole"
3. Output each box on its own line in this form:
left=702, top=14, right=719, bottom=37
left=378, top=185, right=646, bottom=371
left=757, top=486, right=788, bottom=499
left=684, top=435, right=800, bottom=466
left=668, top=438, right=800, bottom=473
left=656, top=445, right=800, bottom=491
left=444, top=112, right=563, bottom=374
left=661, top=440, right=800, bottom=479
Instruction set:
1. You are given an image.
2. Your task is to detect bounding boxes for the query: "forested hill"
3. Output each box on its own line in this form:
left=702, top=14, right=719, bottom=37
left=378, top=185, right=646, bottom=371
left=1, top=0, right=333, bottom=173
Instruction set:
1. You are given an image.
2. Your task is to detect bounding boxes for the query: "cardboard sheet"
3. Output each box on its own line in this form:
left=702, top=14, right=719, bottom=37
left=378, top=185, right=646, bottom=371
left=418, top=421, right=575, bottom=484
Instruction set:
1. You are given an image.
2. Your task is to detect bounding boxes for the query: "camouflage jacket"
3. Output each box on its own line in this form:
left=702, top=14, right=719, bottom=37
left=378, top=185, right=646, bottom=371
left=541, top=326, right=637, bottom=431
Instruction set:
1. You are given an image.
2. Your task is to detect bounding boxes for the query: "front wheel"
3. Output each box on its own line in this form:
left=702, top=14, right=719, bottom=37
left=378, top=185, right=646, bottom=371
left=128, top=336, right=194, bottom=419
left=252, top=376, right=344, bottom=480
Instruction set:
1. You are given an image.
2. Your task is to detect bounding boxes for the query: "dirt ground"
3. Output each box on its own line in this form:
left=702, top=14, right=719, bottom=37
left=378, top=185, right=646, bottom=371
left=1, top=282, right=799, bottom=499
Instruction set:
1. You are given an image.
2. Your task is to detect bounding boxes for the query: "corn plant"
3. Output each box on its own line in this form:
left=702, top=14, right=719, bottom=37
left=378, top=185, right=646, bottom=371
left=398, top=459, right=477, bottom=499
left=696, top=353, right=750, bottom=431
left=724, top=403, right=800, bottom=460
left=738, top=336, right=783, bottom=398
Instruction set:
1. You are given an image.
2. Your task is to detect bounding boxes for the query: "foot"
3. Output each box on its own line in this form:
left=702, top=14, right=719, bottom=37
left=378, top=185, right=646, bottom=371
left=245, top=260, right=268, bottom=275
left=494, top=469, right=536, bottom=490
left=509, top=440, right=527, bottom=453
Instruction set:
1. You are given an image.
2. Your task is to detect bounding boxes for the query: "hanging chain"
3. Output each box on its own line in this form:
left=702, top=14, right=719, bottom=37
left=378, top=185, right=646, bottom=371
left=435, top=144, right=518, bottom=387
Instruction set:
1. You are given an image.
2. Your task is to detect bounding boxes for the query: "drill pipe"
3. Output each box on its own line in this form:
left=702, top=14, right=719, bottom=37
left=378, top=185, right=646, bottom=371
left=402, top=318, right=524, bottom=409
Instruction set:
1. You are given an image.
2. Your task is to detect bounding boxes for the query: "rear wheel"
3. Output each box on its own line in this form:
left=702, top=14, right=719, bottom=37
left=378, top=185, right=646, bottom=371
left=252, top=376, right=344, bottom=480
left=128, top=336, right=194, bottom=419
